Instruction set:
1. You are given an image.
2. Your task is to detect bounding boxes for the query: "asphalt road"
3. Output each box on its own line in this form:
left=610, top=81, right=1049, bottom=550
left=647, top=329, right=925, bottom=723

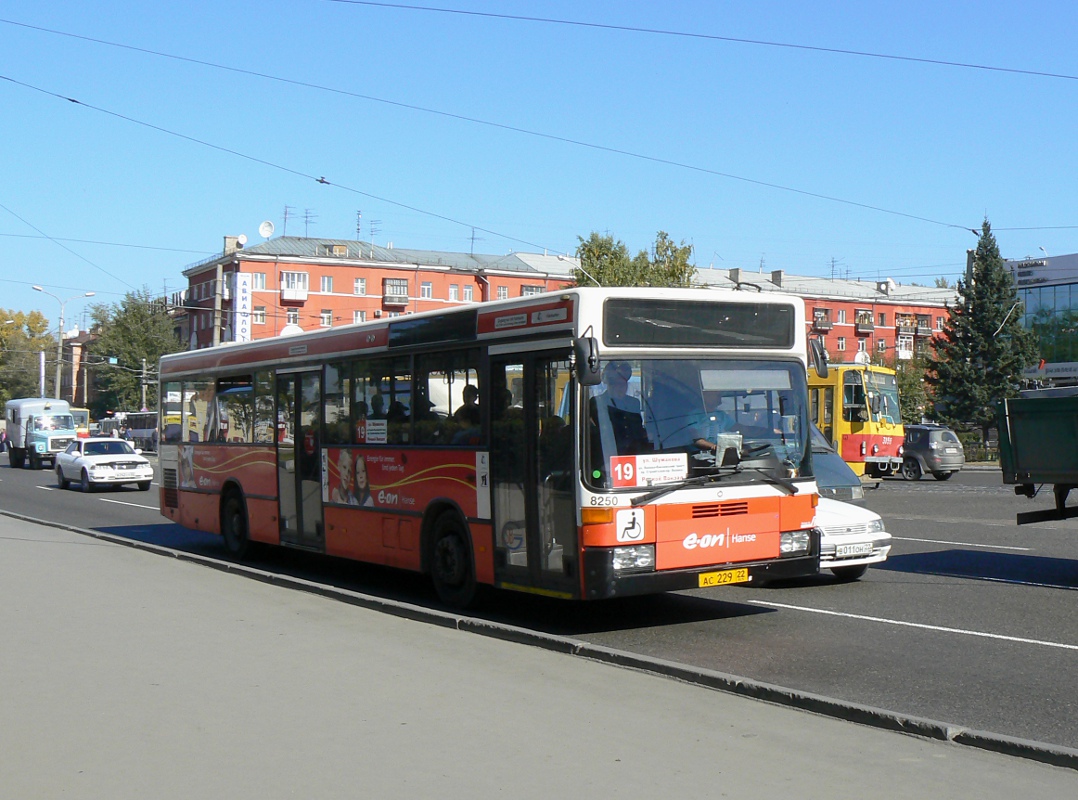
left=2, top=457, right=1076, bottom=751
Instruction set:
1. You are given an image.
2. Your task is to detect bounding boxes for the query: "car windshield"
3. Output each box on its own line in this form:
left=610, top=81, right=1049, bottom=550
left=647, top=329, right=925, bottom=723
left=584, top=357, right=811, bottom=490
left=84, top=441, right=136, bottom=456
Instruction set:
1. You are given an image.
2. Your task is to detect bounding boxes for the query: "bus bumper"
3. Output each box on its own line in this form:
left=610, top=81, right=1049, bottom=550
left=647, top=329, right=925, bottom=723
left=581, top=549, right=820, bottom=601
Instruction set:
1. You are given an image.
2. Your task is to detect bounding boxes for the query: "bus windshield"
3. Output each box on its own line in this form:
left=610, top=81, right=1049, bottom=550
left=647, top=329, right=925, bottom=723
left=584, top=358, right=810, bottom=489
left=865, top=370, right=901, bottom=424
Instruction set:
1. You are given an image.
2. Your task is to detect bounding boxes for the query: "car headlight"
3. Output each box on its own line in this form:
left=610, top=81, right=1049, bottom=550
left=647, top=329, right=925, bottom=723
left=867, top=518, right=886, bottom=534
left=850, top=484, right=865, bottom=501
left=780, top=530, right=812, bottom=556
left=612, top=544, right=655, bottom=571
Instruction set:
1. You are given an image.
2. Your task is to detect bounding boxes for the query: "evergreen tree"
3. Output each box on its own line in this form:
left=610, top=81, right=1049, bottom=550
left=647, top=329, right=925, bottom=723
left=925, top=219, right=1037, bottom=439
left=574, top=231, right=694, bottom=287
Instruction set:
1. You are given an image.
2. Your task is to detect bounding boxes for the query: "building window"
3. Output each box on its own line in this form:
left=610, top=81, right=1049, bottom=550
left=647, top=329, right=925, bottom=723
left=253, top=306, right=266, bottom=325
left=281, top=271, right=309, bottom=291
left=353, top=310, right=366, bottom=324
left=421, top=281, right=433, bottom=299
left=497, top=286, right=508, bottom=300
left=252, top=272, right=266, bottom=290
left=463, top=285, right=473, bottom=302
left=354, top=277, right=366, bottom=295
left=321, top=276, right=334, bottom=293
left=857, top=338, right=867, bottom=353
left=521, top=285, right=543, bottom=296
left=936, top=316, right=944, bottom=330
left=388, top=311, right=402, bottom=318
left=321, top=309, right=333, bottom=327
left=837, top=309, right=847, bottom=324
left=878, top=312, right=886, bottom=326
left=836, top=337, right=846, bottom=351
left=448, top=284, right=459, bottom=301
left=877, top=339, right=886, bottom=352
left=286, top=308, right=299, bottom=326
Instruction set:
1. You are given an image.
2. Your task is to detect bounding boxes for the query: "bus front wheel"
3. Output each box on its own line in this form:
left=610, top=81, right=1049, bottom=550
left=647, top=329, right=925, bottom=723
left=429, top=512, right=478, bottom=609
left=221, top=492, right=252, bottom=559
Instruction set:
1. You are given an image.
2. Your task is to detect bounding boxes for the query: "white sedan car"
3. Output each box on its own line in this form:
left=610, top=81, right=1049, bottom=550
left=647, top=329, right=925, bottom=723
left=56, top=437, right=154, bottom=492
left=816, top=497, right=892, bottom=581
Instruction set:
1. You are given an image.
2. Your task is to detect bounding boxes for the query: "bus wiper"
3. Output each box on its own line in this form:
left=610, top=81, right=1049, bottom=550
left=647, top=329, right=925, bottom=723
left=631, top=467, right=744, bottom=506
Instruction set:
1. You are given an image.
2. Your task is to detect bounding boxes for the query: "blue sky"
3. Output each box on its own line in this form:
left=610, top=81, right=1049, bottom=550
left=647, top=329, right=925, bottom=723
left=2, top=1, right=1076, bottom=328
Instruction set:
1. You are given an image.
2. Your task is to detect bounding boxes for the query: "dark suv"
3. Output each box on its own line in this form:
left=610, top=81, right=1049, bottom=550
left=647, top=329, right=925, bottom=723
left=901, top=424, right=965, bottom=481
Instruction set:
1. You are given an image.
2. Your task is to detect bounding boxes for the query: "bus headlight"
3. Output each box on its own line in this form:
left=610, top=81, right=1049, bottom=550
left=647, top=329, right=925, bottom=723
left=779, top=530, right=811, bottom=556
left=612, top=544, right=655, bottom=571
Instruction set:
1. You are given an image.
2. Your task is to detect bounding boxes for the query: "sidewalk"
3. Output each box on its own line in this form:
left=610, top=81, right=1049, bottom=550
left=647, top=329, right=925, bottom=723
left=1, top=513, right=1075, bottom=798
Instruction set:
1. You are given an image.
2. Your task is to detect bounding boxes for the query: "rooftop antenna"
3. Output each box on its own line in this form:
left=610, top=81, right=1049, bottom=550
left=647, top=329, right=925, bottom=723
left=282, top=206, right=294, bottom=237
left=356, top=210, right=362, bottom=241
left=303, top=209, right=317, bottom=238
left=469, top=227, right=485, bottom=255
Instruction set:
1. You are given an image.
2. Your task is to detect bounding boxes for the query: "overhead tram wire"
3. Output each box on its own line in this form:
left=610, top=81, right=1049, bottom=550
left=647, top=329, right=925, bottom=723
left=0, top=38, right=972, bottom=237
left=325, top=1, right=1078, bottom=84
left=0, top=199, right=136, bottom=290
left=0, top=75, right=554, bottom=254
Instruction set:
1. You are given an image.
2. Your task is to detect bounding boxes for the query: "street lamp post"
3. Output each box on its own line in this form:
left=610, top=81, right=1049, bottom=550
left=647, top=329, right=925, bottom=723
left=32, top=286, right=95, bottom=401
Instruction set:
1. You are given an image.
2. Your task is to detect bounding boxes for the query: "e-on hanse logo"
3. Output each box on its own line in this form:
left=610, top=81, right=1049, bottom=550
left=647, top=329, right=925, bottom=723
left=682, top=532, right=757, bottom=550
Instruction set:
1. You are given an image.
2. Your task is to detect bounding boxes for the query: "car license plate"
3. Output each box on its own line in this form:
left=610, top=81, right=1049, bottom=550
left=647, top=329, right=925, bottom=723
left=699, top=568, right=750, bottom=588
left=836, top=543, right=873, bottom=557
left=945, top=447, right=957, bottom=454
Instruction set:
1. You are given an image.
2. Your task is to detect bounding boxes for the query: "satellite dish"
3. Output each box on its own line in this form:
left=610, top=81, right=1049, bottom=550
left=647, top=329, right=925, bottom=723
left=258, top=220, right=275, bottom=239
left=236, top=234, right=248, bottom=246
left=854, top=351, right=871, bottom=365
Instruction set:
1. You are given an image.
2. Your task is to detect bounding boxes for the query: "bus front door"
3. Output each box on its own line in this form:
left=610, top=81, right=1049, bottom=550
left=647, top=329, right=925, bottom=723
left=490, top=353, right=576, bottom=596
left=276, top=371, right=324, bottom=550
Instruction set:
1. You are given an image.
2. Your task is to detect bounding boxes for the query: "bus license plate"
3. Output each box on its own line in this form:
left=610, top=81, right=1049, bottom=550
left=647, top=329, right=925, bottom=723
left=699, top=568, right=750, bottom=588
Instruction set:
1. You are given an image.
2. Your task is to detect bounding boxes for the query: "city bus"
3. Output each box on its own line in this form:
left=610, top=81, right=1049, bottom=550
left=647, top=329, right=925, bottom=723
left=158, top=287, right=823, bottom=606
left=808, top=361, right=903, bottom=479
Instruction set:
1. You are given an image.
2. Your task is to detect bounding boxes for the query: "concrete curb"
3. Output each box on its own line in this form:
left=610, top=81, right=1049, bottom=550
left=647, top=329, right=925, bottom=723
left=5, top=507, right=1076, bottom=772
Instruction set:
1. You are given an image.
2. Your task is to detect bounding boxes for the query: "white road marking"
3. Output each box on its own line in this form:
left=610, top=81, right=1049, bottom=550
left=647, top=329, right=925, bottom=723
left=99, top=498, right=159, bottom=510
left=893, top=536, right=1032, bottom=551
left=749, top=599, right=1078, bottom=651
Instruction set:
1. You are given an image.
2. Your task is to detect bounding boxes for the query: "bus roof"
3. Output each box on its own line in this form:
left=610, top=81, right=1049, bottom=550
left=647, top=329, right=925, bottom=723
left=161, top=286, right=807, bottom=379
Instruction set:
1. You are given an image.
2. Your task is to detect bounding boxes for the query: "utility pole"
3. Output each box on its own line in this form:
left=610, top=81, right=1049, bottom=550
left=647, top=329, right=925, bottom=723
left=141, top=358, right=148, bottom=410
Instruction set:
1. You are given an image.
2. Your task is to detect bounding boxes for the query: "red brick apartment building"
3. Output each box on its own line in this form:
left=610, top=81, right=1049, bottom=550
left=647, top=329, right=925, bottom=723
left=177, top=236, right=577, bottom=348
left=175, top=236, right=955, bottom=362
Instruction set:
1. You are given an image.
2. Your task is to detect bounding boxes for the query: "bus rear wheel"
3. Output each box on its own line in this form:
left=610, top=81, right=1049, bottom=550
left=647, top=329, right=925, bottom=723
left=221, top=492, right=251, bottom=559
left=429, top=511, right=478, bottom=608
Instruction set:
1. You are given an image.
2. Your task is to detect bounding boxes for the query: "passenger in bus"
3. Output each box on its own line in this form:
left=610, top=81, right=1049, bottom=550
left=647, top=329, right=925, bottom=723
left=694, top=408, right=737, bottom=454
left=590, top=361, right=649, bottom=456
left=453, top=385, right=480, bottom=426
left=369, top=393, right=386, bottom=419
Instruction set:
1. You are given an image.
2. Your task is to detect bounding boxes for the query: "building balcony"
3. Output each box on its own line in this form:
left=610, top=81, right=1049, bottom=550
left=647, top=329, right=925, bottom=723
left=897, top=324, right=915, bottom=335
left=382, top=294, right=409, bottom=307
left=280, top=288, right=308, bottom=304
left=915, top=326, right=933, bottom=337
left=812, top=318, right=833, bottom=332
left=855, top=322, right=875, bottom=335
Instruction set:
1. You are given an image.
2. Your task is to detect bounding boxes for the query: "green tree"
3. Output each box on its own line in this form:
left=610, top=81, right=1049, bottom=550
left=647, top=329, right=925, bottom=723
left=88, top=288, right=183, bottom=417
left=0, top=310, right=56, bottom=404
left=925, top=219, right=1038, bottom=440
left=895, top=354, right=930, bottom=424
left=573, top=231, right=695, bottom=287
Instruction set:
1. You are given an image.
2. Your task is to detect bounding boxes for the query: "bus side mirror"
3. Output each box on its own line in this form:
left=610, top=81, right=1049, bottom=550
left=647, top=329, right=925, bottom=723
left=809, top=338, right=828, bottom=378
left=870, top=394, right=881, bottom=415
left=574, top=336, right=602, bottom=386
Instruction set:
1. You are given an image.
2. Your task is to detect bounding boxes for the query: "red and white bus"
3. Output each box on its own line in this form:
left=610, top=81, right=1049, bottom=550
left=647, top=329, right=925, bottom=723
left=158, top=287, right=822, bottom=606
